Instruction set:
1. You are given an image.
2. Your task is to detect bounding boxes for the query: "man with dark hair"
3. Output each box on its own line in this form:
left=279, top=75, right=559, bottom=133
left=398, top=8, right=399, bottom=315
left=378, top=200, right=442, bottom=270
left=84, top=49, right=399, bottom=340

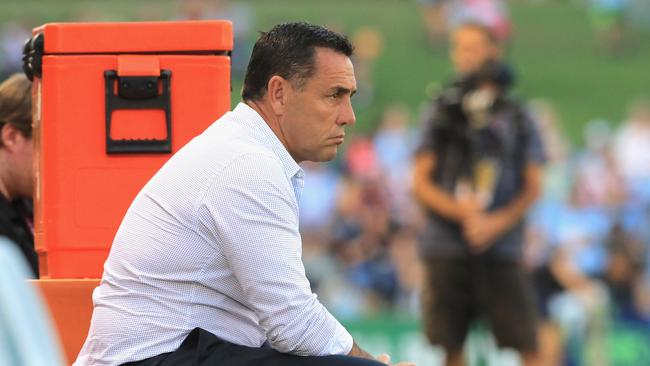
left=413, top=23, right=544, bottom=366
left=0, top=73, right=37, bottom=278
left=241, top=22, right=354, bottom=102
left=76, top=22, right=412, bottom=366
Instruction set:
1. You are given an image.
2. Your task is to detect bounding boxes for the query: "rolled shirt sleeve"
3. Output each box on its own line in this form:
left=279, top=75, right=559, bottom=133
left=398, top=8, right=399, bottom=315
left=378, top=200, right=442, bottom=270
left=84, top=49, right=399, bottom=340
left=200, top=152, right=353, bottom=356
left=521, top=108, right=547, bottom=165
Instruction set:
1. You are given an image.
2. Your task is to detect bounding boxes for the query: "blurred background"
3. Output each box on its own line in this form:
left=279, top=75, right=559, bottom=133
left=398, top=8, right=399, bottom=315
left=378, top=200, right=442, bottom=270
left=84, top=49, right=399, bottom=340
left=3, top=0, right=650, bottom=365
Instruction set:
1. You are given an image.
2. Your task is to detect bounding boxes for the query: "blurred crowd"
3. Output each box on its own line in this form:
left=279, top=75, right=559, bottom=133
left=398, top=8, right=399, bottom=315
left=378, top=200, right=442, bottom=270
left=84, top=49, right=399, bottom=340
left=297, top=94, right=650, bottom=317
left=417, top=0, right=650, bottom=53
left=3, top=0, right=650, bottom=79
left=308, top=98, right=650, bottom=366
left=0, top=0, right=257, bottom=81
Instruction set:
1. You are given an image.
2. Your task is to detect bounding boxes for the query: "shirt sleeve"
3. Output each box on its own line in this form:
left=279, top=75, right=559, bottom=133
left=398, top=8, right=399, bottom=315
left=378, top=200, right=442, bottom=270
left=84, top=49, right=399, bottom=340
left=198, top=152, right=353, bottom=356
left=416, top=100, right=446, bottom=155
left=520, top=107, right=547, bottom=165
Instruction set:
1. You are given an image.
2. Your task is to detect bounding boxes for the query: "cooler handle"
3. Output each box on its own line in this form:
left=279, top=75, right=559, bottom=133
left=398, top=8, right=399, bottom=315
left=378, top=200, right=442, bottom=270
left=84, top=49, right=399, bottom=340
left=104, top=70, right=172, bottom=154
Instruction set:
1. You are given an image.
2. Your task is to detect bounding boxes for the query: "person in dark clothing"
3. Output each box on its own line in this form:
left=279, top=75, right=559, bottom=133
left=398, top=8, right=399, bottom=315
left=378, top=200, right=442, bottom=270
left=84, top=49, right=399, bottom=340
left=0, top=73, right=36, bottom=278
left=412, top=23, right=545, bottom=366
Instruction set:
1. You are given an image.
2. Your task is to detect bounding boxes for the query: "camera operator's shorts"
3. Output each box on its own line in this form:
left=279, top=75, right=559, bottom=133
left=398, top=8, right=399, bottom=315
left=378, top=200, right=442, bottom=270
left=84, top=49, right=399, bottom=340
left=421, top=256, right=538, bottom=353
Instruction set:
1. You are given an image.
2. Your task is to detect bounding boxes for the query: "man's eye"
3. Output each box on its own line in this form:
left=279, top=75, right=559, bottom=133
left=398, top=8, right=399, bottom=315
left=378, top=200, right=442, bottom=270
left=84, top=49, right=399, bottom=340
left=330, top=94, right=339, bottom=100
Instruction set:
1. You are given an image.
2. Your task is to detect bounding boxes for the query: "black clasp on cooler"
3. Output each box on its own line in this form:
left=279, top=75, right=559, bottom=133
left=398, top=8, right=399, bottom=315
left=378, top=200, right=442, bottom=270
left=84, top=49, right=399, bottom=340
left=22, top=33, right=44, bottom=81
left=118, top=76, right=159, bottom=100
left=104, top=70, right=172, bottom=154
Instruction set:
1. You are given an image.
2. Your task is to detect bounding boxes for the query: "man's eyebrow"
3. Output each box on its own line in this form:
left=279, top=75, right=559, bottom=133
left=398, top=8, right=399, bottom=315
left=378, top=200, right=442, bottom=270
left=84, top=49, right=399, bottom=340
left=330, top=86, right=357, bottom=96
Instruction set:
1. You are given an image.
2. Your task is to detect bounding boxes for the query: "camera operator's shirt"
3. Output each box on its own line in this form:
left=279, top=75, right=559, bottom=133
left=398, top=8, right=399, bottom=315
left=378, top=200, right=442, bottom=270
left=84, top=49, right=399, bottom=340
left=417, top=98, right=545, bottom=260
left=74, top=103, right=353, bottom=366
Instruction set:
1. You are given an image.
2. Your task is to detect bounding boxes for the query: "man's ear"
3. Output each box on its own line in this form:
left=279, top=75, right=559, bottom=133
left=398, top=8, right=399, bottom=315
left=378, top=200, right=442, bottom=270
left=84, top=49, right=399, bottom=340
left=267, top=75, right=290, bottom=116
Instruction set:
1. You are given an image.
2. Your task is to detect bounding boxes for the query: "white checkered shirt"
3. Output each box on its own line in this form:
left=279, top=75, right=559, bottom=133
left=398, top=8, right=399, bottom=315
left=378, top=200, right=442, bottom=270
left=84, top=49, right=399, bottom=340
left=74, top=103, right=353, bottom=365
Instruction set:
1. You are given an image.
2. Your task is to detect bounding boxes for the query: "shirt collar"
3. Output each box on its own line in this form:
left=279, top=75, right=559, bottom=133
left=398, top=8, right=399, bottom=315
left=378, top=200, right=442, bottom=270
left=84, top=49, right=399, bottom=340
left=233, top=103, right=304, bottom=181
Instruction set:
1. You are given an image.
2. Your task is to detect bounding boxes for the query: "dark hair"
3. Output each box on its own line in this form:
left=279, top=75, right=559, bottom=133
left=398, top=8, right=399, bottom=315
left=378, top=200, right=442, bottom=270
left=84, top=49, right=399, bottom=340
left=242, top=22, right=354, bottom=101
left=0, top=73, right=32, bottom=147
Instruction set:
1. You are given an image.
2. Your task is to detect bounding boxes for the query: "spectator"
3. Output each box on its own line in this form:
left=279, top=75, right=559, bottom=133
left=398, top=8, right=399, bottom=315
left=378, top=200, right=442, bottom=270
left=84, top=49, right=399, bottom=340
left=298, top=161, right=341, bottom=234
left=604, top=223, right=649, bottom=325
left=526, top=99, right=571, bottom=366
left=533, top=175, right=612, bottom=366
left=373, top=104, right=419, bottom=224
left=0, top=21, right=30, bottom=79
left=418, top=0, right=453, bottom=45
left=388, top=227, right=424, bottom=317
left=527, top=99, right=571, bottom=205
left=588, top=0, right=630, bottom=54
left=350, top=27, right=384, bottom=108
left=577, top=119, right=626, bottom=209
left=613, top=98, right=650, bottom=202
left=0, top=73, right=36, bottom=278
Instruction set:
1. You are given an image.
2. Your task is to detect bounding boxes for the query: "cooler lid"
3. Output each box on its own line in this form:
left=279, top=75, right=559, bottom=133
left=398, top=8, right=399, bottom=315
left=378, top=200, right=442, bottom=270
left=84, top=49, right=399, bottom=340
left=36, top=20, right=233, bottom=54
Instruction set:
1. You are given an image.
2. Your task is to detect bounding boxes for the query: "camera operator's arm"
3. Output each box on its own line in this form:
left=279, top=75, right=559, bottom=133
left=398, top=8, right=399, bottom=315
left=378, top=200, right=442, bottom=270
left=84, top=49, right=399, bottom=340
left=413, top=151, right=480, bottom=222
left=464, top=102, right=546, bottom=251
left=463, top=162, right=542, bottom=251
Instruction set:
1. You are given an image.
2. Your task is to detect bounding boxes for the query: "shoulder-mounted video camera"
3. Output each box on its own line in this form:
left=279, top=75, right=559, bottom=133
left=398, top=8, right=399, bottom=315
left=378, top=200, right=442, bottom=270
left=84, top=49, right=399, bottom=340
left=438, top=60, right=516, bottom=127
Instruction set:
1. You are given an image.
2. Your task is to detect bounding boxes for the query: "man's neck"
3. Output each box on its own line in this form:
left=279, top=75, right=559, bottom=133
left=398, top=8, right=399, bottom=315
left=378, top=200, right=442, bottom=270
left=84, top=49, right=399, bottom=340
left=243, top=100, right=296, bottom=161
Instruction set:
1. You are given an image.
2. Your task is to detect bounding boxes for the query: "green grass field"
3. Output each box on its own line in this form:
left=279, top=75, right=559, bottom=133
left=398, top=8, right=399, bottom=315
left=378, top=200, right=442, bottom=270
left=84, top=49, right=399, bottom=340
left=5, top=0, right=649, bottom=144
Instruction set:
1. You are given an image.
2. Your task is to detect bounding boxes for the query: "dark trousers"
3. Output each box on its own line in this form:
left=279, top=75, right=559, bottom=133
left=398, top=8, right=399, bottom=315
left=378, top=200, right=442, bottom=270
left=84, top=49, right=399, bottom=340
left=123, top=328, right=385, bottom=366
left=421, top=257, right=538, bottom=353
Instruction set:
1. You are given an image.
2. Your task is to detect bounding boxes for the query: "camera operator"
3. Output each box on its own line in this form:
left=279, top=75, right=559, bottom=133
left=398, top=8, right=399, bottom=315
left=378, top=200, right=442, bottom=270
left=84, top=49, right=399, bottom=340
left=413, top=22, right=545, bottom=366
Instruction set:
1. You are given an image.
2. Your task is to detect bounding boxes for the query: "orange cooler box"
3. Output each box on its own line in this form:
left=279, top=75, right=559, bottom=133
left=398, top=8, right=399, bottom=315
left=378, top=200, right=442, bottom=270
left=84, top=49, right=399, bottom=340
left=23, top=21, right=233, bottom=278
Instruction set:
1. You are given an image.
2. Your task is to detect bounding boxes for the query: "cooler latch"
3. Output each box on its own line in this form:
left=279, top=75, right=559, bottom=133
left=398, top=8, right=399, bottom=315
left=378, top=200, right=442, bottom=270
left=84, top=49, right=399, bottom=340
left=104, top=55, right=172, bottom=154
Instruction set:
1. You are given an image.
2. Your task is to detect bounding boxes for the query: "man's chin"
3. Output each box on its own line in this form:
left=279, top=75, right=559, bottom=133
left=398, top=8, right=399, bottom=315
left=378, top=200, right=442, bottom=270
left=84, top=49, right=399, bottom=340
left=309, top=147, right=338, bottom=163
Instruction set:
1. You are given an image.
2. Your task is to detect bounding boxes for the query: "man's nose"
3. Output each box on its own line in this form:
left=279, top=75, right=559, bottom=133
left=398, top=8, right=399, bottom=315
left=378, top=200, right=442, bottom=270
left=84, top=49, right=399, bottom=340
left=338, top=97, right=356, bottom=126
